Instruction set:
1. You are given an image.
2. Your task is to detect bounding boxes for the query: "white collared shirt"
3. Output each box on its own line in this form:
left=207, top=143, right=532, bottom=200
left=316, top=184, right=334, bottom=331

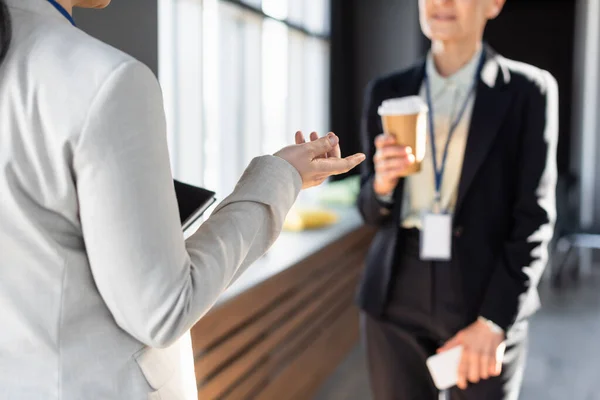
left=400, top=48, right=483, bottom=228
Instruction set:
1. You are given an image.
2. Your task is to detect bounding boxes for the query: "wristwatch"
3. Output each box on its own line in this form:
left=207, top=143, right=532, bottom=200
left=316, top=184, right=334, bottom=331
left=478, top=316, right=504, bottom=335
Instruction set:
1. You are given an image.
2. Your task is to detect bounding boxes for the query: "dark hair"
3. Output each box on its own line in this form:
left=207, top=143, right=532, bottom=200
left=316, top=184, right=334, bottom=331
left=0, top=0, right=12, bottom=64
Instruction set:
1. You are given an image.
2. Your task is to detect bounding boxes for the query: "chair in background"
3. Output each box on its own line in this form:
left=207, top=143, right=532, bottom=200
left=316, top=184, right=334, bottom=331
left=550, top=172, right=600, bottom=287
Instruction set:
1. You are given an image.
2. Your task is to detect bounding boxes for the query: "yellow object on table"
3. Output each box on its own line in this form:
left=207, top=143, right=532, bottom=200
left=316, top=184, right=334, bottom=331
left=283, top=207, right=339, bottom=232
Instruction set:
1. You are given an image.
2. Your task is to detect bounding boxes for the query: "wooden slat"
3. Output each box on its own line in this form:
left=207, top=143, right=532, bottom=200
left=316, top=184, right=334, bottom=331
left=191, top=227, right=373, bottom=350
left=240, top=284, right=357, bottom=399
left=197, top=266, right=363, bottom=399
left=194, top=243, right=363, bottom=381
left=265, top=286, right=357, bottom=369
left=254, top=305, right=360, bottom=400
left=223, top=269, right=361, bottom=399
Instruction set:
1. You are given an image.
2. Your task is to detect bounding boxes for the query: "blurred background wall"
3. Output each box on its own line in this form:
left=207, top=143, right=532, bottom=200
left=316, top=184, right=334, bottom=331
left=74, top=0, right=159, bottom=75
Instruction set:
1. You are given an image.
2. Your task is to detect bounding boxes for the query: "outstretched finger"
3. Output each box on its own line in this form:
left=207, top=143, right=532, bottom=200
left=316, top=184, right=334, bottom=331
left=315, top=153, right=366, bottom=176
left=295, top=131, right=306, bottom=145
left=310, top=132, right=326, bottom=159
left=307, top=133, right=338, bottom=159
left=326, top=132, right=342, bottom=159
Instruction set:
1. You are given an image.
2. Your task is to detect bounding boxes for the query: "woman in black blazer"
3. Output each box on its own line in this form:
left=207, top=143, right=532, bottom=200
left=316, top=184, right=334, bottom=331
left=356, top=0, right=558, bottom=399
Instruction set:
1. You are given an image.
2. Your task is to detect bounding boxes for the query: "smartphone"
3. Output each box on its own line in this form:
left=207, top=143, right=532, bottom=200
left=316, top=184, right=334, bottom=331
left=426, top=345, right=463, bottom=390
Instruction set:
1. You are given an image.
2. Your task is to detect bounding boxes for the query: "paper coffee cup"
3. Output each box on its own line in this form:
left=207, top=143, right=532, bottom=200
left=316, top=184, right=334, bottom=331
left=378, top=96, right=428, bottom=175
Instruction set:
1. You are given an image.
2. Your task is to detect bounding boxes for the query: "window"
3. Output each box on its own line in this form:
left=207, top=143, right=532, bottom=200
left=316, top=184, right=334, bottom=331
left=159, top=0, right=331, bottom=204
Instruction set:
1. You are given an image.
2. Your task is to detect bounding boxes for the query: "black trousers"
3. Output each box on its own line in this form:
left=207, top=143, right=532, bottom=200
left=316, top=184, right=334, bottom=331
left=361, top=229, right=528, bottom=400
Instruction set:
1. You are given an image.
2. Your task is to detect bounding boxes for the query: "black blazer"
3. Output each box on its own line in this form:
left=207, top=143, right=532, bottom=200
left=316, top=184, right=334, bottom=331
left=356, top=46, right=558, bottom=332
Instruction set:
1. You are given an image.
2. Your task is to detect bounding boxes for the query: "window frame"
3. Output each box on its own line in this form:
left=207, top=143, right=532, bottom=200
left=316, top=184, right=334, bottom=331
left=159, top=0, right=332, bottom=202
left=221, top=0, right=331, bottom=41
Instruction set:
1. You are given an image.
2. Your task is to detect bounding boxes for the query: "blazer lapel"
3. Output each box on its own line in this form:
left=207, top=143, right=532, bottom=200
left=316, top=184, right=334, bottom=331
left=454, top=49, right=513, bottom=218
left=400, top=64, right=427, bottom=97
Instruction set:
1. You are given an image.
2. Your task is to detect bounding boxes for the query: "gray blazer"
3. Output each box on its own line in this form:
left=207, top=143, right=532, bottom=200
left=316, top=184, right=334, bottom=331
left=0, top=0, right=301, bottom=399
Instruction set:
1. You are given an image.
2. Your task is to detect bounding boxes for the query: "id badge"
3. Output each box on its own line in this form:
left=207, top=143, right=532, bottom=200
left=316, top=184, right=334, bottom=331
left=420, top=212, right=452, bottom=261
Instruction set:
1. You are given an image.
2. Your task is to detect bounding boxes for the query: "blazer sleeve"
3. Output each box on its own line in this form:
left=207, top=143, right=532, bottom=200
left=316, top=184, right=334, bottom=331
left=357, top=78, right=396, bottom=226
left=479, top=70, right=559, bottom=331
left=73, top=60, right=301, bottom=348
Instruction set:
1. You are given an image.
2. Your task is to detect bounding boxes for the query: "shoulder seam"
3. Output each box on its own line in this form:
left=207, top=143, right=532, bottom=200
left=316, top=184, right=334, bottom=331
left=73, top=60, right=142, bottom=155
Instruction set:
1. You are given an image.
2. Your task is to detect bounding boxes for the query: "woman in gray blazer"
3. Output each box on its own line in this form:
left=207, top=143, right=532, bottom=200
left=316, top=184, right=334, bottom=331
left=0, top=0, right=365, bottom=399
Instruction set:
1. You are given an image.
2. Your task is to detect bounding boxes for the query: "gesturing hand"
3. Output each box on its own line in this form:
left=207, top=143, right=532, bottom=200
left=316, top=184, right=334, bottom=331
left=437, top=319, right=506, bottom=390
left=295, top=131, right=342, bottom=159
left=274, top=131, right=365, bottom=189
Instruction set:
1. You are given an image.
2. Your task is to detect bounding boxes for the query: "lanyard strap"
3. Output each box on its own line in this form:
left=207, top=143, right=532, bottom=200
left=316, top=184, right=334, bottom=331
left=46, top=0, right=76, bottom=26
left=424, top=51, right=485, bottom=207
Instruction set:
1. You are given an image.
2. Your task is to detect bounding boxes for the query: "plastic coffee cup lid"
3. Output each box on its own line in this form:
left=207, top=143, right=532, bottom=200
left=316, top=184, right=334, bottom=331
left=378, top=96, right=428, bottom=116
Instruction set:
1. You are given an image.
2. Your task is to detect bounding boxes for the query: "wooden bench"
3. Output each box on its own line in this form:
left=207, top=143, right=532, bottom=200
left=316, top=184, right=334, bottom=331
left=190, top=225, right=375, bottom=399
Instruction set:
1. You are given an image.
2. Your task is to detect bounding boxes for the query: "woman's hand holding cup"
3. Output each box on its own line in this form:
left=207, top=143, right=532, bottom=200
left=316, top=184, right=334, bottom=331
left=373, top=134, right=415, bottom=196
